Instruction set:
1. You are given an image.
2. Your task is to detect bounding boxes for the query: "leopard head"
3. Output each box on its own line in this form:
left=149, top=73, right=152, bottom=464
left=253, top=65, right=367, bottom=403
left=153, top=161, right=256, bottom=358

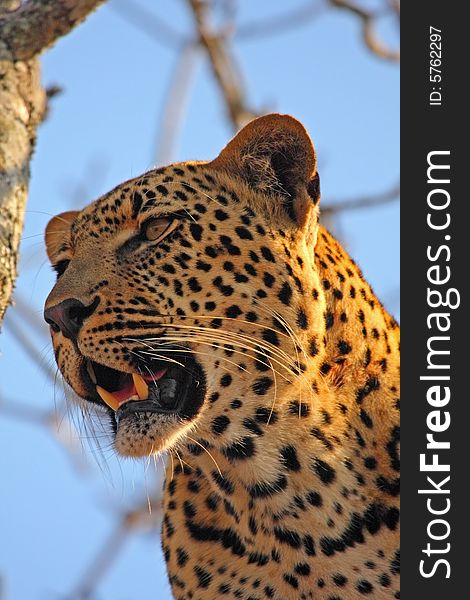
left=44, top=114, right=324, bottom=457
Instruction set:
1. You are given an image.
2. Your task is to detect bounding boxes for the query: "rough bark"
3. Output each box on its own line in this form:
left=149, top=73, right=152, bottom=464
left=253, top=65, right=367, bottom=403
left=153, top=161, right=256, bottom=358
left=0, top=0, right=106, bottom=328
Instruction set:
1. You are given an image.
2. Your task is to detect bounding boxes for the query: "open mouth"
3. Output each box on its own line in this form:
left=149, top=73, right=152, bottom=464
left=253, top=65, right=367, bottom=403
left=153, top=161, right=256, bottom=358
left=81, top=354, right=205, bottom=424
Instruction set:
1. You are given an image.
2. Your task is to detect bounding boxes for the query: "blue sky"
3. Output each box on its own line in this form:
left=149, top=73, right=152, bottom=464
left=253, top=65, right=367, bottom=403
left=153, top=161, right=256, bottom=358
left=0, top=1, right=399, bottom=598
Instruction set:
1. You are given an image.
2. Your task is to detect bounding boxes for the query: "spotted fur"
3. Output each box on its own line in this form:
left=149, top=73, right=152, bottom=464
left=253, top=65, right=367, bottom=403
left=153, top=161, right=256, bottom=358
left=44, top=115, right=400, bottom=599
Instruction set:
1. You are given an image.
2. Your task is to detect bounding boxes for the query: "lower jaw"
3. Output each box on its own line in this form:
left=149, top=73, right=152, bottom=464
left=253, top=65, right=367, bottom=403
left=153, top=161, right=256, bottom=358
left=113, top=410, right=189, bottom=457
left=110, top=356, right=207, bottom=457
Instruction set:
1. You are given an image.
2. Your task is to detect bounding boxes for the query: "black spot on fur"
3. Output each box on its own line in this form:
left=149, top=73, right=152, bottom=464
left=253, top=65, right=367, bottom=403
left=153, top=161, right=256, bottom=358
left=355, top=376, right=380, bottom=405
left=332, top=574, right=348, bottom=587
left=212, top=472, right=235, bottom=495
left=289, top=400, right=310, bottom=417
left=325, top=310, right=334, bottom=329
left=235, top=226, right=253, bottom=240
left=176, top=547, right=188, bottom=567
left=262, top=329, right=279, bottom=346
left=263, top=272, right=275, bottom=288
left=249, top=474, right=288, bottom=498
left=215, top=209, right=229, bottom=221
left=283, top=574, right=299, bottom=589
left=278, top=282, right=293, bottom=305
left=255, top=407, right=278, bottom=424
left=243, top=418, right=264, bottom=436
left=390, top=550, right=400, bottom=574
left=309, top=338, right=319, bottom=356
left=297, top=309, right=308, bottom=329
left=338, top=340, right=352, bottom=354
left=357, top=580, right=374, bottom=595
left=252, top=377, right=273, bottom=395
left=212, top=415, right=230, bottom=435
left=274, top=528, right=301, bottom=548
left=306, top=491, right=322, bottom=507
left=360, top=409, right=374, bottom=428
left=280, top=446, right=301, bottom=471
left=364, top=457, right=377, bottom=470
left=312, top=459, right=336, bottom=484
left=223, top=437, right=256, bottom=461
left=190, top=223, right=203, bottom=241
left=303, top=534, right=316, bottom=556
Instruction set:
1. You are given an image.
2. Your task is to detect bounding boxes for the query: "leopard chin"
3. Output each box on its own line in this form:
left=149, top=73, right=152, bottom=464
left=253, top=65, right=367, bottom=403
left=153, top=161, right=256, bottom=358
left=114, top=410, right=196, bottom=458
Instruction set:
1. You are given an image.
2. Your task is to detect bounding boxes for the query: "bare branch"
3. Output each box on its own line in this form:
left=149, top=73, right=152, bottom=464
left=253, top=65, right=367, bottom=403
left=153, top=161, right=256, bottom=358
left=186, top=0, right=257, bottom=130
left=3, top=312, right=56, bottom=381
left=236, top=1, right=326, bottom=41
left=330, top=0, right=400, bottom=62
left=12, top=293, right=49, bottom=339
left=0, top=394, right=88, bottom=472
left=70, top=523, right=128, bottom=599
left=0, top=0, right=107, bottom=61
left=110, top=0, right=185, bottom=50
left=70, top=496, right=162, bottom=599
left=0, top=394, right=49, bottom=426
left=156, top=43, right=201, bottom=165
left=388, top=0, right=400, bottom=19
left=322, top=183, right=399, bottom=216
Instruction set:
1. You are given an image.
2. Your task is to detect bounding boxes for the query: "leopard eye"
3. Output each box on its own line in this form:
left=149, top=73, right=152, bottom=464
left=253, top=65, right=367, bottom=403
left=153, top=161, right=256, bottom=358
left=142, top=218, right=174, bottom=242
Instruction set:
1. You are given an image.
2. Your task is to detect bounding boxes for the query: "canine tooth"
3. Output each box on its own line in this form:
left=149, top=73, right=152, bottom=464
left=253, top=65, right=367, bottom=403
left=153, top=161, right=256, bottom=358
left=132, top=373, right=149, bottom=400
left=86, top=361, right=97, bottom=384
left=96, top=386, right=120, bottom=411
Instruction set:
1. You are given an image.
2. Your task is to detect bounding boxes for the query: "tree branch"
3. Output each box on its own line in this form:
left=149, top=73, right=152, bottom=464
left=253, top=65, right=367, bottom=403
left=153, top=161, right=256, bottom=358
left=155, top=43, right=201, bottom=165
left=330, top=0, right=400, bottom=62
left=3, top=314, right=56, bottom=381
left=0, top=0, right=107, bottom=61
left=236, top=0, right=326, bottom=41
left=322, top=183, right=400, bottom=216
left=110, top=0, right=185, bottom=50
left=70, top=496, right=162, bottom=599
left=186, top=0, right=257, bottom=130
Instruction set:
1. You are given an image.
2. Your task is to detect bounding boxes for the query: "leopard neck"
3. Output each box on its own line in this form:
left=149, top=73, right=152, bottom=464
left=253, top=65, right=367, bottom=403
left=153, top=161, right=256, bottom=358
left=174, top=227, right=399, bottom=519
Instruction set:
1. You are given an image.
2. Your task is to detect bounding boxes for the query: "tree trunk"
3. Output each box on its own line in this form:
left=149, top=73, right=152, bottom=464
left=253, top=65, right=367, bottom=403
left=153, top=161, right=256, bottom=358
left=0, top=0, right=106, bottom=329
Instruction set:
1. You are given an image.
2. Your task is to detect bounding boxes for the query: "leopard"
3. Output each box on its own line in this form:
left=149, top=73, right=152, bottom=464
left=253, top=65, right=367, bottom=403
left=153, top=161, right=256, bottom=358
left=44, top=114, right=400, bottom=600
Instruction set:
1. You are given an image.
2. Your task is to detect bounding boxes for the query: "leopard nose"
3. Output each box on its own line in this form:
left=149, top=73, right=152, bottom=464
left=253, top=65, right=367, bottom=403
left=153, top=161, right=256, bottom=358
left=44, top=297, right=100, bottom=341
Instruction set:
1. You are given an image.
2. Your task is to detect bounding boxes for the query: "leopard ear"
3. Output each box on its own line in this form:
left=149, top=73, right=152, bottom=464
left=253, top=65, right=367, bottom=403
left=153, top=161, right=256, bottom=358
left=210, top=114, right=320, bottom=224
left=45, top=211, right=79, bottom=263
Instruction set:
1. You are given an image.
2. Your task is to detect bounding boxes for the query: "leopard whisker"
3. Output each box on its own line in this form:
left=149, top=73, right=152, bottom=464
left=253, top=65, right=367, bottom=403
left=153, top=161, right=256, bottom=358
left=179, top=327, right=316, bottom=399
left=181, top=207, right=198, bottom=223
left=167, top=450, right=175, bottom=482
left=128, top=337, right=242, bottom=377
left=141, top=334, right=293, bottom=385
left=138, top=349, right=241, bottom=378
left=257, top=305, right=307, bottom=416
left=254, top=299, right=309, bottom=367
left=120, top=316, right=301, bottom=380
left=266, top=355, right=278, bottom=424
left=152, top=312, right=293, bottom=342
left=138, top=345, right=250, bottom=376
left=144, top=324, right=300, bottom=377
left=173, top=447, right=194, bottom=473
left=118, top=338, right=187, bottom=369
